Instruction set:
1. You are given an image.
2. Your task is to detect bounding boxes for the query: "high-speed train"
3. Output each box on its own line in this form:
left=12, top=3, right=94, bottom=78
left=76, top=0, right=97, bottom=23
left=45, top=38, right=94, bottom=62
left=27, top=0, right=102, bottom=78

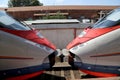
left=67, top=8, right=120, bottom=77
left=0, top=11, right=57, bottom=80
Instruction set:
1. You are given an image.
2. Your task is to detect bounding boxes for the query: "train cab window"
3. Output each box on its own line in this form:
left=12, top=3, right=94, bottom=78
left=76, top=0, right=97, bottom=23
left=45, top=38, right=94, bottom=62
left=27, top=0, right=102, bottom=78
left=0, top=11, right=31, bottom=30
left=0, top=25, right=4, bottom=28
left=92, top=8, right=120, bottom=28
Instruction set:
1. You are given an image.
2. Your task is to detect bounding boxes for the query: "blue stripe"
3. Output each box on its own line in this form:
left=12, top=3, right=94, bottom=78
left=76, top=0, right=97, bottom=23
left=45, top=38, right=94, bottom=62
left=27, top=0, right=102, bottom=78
left=74, top=62, right=120, bottom=75
left=0, top=63, right=50, bottom=79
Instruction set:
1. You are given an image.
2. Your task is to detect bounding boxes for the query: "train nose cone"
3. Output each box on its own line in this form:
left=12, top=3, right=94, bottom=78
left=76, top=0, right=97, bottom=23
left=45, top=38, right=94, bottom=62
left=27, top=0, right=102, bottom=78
left=42, top=50, right=58, bottom=69
left=68, top=52, right=75, bottom=67
left=68, top=51, right=82, bottom=68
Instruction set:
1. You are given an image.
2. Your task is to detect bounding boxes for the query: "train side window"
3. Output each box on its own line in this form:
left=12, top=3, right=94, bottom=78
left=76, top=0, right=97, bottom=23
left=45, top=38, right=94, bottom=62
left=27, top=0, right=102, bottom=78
left=0, top=12, right=31, bottom=30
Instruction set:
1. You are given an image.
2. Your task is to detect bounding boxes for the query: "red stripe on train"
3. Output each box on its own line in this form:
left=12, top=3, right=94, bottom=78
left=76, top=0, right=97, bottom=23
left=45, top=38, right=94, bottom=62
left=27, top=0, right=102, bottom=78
left=80, top=69, right=118, bottom=77
left=6, top=70, right=44, bottom=80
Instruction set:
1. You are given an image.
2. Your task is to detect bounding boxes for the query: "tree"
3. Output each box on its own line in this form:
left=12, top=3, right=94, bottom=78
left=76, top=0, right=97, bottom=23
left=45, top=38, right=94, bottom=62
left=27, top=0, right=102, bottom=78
left=30, top=0, right=43, bottom=6
left=8, top=0, right=43, bottom=7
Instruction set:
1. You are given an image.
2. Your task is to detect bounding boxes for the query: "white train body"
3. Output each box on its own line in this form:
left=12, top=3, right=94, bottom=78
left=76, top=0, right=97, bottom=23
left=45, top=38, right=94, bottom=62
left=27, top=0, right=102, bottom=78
left=67, top=8, right=120, bottom=77
left=0, top=11, right=56, bottom=80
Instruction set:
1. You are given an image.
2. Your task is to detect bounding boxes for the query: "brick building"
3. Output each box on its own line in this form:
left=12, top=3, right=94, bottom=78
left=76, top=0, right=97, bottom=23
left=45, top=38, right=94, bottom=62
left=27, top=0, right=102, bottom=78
left=1, top=5, right=120, bottom=21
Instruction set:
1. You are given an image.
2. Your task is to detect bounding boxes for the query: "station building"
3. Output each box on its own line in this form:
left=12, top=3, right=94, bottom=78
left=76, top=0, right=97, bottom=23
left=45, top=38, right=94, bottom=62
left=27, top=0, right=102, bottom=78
left=0, top=5, right=120, bottom=22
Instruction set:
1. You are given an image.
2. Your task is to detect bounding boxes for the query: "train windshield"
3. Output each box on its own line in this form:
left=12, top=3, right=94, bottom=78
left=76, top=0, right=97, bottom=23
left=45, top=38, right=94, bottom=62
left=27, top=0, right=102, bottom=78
left=92, top=8, right=120, bottom=28
left=0, top=11, right=31, bottom=30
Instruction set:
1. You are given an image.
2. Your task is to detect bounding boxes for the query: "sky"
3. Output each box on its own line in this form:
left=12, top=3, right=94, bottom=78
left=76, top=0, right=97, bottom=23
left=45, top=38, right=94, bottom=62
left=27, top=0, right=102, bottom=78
left=0, top=0, right=120, bottom=7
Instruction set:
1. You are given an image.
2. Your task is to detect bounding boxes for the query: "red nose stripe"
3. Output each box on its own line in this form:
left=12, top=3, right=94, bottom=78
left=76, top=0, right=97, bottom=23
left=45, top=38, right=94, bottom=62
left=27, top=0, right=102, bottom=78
left=90, top=52, right=120, bottom=57
left=67, top=26, right=120, bottom=49
left=80, top=69, right=118, bottom=77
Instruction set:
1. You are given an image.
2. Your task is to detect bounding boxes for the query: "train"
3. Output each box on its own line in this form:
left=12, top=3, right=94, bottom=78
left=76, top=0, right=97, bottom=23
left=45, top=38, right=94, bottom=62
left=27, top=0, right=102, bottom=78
left=67, top=8, right=120, bottom=77
left=0, top=11, right=57, bottom=80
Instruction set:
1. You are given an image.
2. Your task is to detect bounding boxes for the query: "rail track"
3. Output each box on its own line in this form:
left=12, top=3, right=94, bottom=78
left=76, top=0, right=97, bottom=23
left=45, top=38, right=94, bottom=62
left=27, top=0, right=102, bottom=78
left=29, top=62, right=120, bottom=80
left=29, top=50, right=120, bottom=80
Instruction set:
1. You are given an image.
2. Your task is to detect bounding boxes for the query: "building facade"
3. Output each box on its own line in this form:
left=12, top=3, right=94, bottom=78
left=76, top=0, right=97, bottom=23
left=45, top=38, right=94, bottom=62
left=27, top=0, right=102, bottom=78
left=1, top=5, right=120, bottom=22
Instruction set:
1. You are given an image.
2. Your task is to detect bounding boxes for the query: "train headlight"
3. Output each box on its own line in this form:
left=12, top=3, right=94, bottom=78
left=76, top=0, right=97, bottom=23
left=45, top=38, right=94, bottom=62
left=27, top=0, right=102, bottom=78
left=44, top=46, right=54, bottom=53
left=71, top=43, right=87, bottom=51
left=78, top=31, right=86, bottom=37
left=25, top=40, right=54, bottom=53
left=78, top=43, right=87, bottom=47
left=71, top=46, right=78, bottom=50
left=36, top=44, right=54, bottom=53
left=37, top=32, right=44, bottom=38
